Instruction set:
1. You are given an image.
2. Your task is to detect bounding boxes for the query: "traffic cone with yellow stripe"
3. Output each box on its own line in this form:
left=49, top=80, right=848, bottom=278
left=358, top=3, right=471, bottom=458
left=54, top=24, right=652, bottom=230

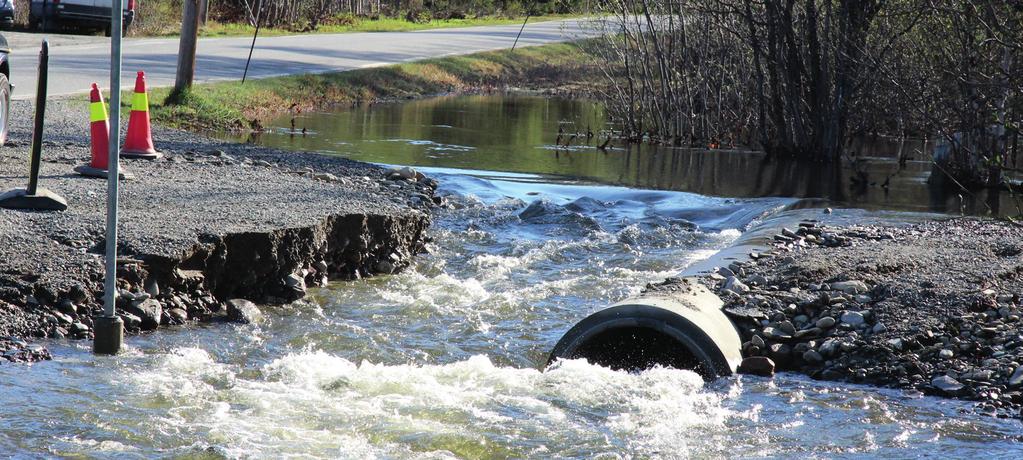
left=75, top=83, right=132, bottom=179
left=121, top=71, right=161, bottom=159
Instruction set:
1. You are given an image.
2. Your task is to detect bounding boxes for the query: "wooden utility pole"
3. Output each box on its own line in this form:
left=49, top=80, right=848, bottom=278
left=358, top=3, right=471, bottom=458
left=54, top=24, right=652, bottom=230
left=174, top=0, right=201, bottom=95
left=199, top=0, right=209, bottom=25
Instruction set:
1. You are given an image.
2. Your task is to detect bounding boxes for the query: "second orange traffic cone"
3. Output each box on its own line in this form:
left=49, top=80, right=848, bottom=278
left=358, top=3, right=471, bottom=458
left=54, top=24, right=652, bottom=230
left=121, top=71, right=161, bottom=159
left=75, top=84, right=133, bottom=179
left=74, top=84, right=112, bottom=178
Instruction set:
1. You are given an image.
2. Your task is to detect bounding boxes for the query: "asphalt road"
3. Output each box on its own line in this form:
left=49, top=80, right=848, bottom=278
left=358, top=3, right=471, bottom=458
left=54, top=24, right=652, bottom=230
left=4, top=18, right=594, bottom=100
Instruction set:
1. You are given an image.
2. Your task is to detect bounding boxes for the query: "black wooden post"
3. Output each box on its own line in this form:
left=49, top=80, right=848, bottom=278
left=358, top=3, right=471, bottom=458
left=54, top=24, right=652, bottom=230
left=0, top=40, right=67, bottom=212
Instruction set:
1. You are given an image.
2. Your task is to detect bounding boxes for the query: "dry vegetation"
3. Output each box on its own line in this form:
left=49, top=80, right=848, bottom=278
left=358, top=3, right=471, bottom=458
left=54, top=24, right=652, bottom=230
left=587, top=0, right=1021, bottom=189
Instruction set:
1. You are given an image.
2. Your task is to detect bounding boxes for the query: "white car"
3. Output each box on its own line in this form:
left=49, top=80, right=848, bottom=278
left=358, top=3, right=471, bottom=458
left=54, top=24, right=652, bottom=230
left=29, top=0, right=135, bottom=35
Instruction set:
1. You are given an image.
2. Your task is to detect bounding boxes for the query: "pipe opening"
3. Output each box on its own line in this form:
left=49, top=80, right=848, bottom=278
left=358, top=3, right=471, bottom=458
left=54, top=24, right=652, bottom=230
left=567, top=326, right=704, bottom=374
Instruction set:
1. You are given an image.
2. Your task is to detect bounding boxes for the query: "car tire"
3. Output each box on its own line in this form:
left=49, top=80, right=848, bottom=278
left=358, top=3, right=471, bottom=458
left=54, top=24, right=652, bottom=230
left=0, top=74, right=10, bottom=146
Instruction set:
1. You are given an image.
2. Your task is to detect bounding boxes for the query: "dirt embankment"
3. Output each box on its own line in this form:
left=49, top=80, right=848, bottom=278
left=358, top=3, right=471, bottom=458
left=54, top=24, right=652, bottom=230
left=0, top=99, right=438, bottom=362
left=698, top=217, right=1023, bottom=418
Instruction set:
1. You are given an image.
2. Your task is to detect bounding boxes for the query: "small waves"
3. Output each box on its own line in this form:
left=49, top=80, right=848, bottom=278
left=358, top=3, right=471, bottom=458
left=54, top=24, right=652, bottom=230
left=207, top=352, right=726, bottom=458
left=426, top=167, right=795, bottom=232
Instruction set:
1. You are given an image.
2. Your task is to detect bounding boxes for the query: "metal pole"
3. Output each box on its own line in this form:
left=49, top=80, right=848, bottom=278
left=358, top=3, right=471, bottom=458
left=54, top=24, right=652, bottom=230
left=512, top=13, right=531, bottom=51
left=26, top=41, right=48, bottom=196
left=94, top=0, right=125, bottom=355
left=106, top=0, right=122, bottom=318
left=241, top=0, right=262, bottom=84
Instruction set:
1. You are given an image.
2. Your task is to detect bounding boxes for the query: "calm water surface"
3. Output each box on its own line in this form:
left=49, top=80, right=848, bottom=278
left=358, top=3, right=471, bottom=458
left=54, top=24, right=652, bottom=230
left=248, top=95, right=1019, bottom=217
left=2, top=95, right=1021, bottom=458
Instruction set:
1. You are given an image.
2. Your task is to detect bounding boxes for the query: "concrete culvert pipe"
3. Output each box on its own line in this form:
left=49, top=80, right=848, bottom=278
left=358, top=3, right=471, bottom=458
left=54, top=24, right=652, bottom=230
left=548, top=279, right=743, bottom=379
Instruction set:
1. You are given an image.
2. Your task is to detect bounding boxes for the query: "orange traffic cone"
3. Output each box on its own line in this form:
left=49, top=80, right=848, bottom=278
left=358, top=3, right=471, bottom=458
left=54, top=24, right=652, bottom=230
left=121, top=71, right=161, bottom=159
left=75, top=83, right=131, bottom=178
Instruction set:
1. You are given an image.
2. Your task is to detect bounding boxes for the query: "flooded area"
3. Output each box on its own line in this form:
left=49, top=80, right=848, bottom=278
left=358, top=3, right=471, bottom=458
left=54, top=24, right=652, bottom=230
left=2, top=95, right=1021, bottom=457
left=247, top=95, right=1019, bottom=217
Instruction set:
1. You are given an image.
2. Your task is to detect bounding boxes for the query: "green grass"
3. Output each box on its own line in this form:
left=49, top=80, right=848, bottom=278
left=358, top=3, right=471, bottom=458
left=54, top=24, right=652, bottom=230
left=139, top=15, right=578, bottom=38
left=147, top=41, right=602, bottom=132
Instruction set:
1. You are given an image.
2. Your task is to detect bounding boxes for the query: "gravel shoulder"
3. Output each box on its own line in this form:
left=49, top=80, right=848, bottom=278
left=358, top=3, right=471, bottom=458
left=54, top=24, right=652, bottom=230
left=694, top=215, right=1023, bottom=418
left=2, top=31, right=111, bottom=51
left=0, top=98, right=435, bottom=361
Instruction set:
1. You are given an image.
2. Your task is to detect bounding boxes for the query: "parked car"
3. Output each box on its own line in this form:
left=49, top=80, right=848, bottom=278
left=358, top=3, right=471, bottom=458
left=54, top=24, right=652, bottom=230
left=29, top=0, right=135, bottom=35
left=0, top=33, right=9, bottom=145
left=0, top=0, right=15, bottom=30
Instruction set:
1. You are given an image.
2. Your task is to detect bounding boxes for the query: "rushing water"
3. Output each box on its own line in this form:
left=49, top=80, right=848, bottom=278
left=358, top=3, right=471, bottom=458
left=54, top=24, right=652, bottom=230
left=3, top=95, right=1023, bottom=458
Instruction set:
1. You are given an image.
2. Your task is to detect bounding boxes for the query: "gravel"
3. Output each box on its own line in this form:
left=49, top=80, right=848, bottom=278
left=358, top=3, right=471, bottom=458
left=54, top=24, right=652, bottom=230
left=702, top=217, right=1023, bottom=418
left=0, top=98, right=436, bottom=361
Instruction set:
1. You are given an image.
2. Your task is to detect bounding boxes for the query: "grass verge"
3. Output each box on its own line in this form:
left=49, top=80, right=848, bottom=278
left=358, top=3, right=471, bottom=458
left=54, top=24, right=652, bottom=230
left=191, top=15, right=577, bottom=38
left=148, top=41, right=602, bottom=132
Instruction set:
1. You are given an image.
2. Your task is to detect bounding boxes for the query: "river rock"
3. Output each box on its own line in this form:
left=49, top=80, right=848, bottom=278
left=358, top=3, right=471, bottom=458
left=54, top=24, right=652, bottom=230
left=313, top=172, right=338, bottom=182
left=722, top=277, right=750, bottom=295
left=58, top=299, right=77, bottom=316
left=803, top=350, right=824, bottom=363
left=285, top=273, right=307, bottom=298
left=762, top=326, right=791, bottom=340
left=962, top=369, right=993, bottom=381
left=375, top=260, right=395, bottom=275
left=392, top=166, right=417, bottom=181
left=748, top=274, right=769, bottom=286
left=794, top=327, right=822, bottom=339
left=816, top=316, right=836, bottom=329
left=70, top=322, right=90, bottom=337
left=819, top=338, right=841, bottom=357
left=167, top=308, right=189, bottom=324
left=840, top=311, right=866, bottom=327
left=125, top=299, right=163, bottom=331
left=831, top=280, right=869, bottom=295
left=68, top=284, right=89, bottom=303
left=1009, top=366, right=1023, bottom=388
left=769, top=343, right=793, bottom=367
left=738, top=356, right=776, bottom=377
left=53, top=311, right=73, bottom=325
left=932, top=375, right=965, bottom=394
left=120, top=312, right=142, bottom=331
left=226, top=299, right=263, bottom=324
left=144, top=279, right=160, bottom=297
left=314, top=260, right=329, bottom=273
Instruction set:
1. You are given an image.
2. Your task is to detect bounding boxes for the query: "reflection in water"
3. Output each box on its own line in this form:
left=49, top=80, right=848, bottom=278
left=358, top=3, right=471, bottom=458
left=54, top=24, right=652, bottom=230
left=240, top=94, right=1018, bottom=217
